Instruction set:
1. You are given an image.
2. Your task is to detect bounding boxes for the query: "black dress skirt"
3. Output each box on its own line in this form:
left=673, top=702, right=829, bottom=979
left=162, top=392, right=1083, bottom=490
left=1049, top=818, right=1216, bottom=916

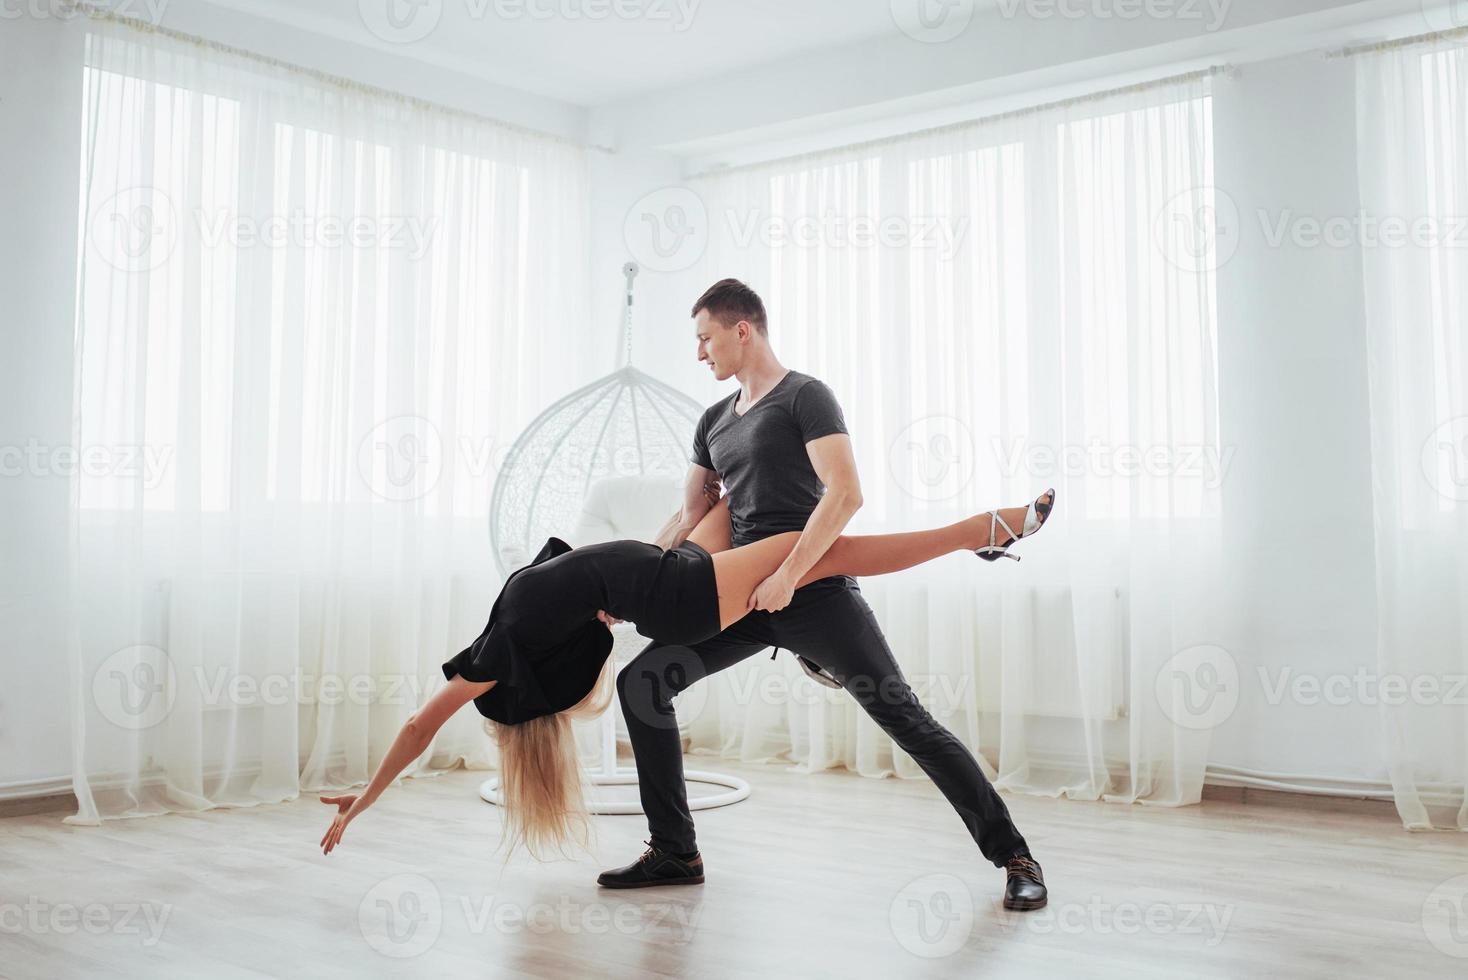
left=498, top=538, right=722, bottom=646
left=441, top=537, right=722, bottom=724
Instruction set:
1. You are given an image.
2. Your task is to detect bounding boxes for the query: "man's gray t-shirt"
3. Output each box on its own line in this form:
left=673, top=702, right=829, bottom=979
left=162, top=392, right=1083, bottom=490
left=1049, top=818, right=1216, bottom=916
left=691, top=370, right=848, bottom=548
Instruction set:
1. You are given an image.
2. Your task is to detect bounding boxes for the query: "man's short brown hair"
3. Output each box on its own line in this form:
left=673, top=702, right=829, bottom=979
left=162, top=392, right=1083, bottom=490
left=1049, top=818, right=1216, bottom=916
left=691, top=279, right=768, bottom=336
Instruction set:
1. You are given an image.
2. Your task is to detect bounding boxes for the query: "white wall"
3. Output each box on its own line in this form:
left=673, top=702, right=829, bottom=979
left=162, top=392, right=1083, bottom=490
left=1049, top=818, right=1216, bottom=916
left=0, top=16, right=87, bottom=792
left=158, top=0, right=590, bottom=141
left=595, top=0, right=1436, bottom=165
left=1210, top=54, right=1383, bottom=783
left=586, top=147, right=717, bottom=393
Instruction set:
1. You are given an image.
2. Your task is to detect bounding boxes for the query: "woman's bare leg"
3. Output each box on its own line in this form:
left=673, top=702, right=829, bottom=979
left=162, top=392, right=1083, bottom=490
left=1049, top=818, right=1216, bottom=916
left=709, top=496, right=1049, bottom=632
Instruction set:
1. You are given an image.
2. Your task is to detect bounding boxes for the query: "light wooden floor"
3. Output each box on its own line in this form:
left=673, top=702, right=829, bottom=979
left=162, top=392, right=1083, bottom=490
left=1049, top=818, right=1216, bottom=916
left=2, top=759, right=1463, bottom=979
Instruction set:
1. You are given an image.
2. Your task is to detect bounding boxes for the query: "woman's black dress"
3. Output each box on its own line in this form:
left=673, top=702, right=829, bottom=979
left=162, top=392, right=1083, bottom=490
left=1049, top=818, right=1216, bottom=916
left=441, top=537, right=721, bottom=725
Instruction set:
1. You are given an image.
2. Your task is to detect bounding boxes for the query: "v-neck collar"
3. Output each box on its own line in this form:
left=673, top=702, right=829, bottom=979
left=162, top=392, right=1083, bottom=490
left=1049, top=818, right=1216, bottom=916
left=730, top=370, right=794, bottom=420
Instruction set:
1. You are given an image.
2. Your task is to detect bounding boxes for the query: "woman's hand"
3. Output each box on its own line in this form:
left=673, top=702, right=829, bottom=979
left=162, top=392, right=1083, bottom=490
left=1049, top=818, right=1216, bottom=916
left=596, top=610, right=625, bottom=627
left=320, top=793, right=369, bottom=855
left=315, top=680, right=485, bottom=857
left=703, top=474, right=723, bottom=508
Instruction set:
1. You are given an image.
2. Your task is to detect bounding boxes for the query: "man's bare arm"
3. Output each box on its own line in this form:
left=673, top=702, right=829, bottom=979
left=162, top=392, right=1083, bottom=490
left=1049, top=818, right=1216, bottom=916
left=653, top=464, right=722, bottom=551
left=779, top=433, right=862, bottom=581
left=650, top=508, right=683, bottom=550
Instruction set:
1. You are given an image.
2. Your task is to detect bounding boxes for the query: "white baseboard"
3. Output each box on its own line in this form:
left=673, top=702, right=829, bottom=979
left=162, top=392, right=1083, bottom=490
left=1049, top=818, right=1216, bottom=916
left=7, top=761, right=1456, bottom=816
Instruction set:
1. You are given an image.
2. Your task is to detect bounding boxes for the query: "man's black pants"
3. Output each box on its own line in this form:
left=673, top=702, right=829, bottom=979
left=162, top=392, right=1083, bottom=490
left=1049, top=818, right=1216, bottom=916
left=616, top=574, right=1030, bottom=868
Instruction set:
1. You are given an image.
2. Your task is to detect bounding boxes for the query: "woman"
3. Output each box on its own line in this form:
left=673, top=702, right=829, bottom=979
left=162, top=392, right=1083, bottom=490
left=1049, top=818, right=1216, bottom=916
left=319, top=488, right=1055, bottom=858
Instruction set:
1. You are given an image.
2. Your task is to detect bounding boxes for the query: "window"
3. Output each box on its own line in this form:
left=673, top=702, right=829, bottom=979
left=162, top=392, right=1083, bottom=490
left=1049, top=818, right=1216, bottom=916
left=698, top=85, right=1221, bottom=524
left=75, top=37, right=582, bottom=520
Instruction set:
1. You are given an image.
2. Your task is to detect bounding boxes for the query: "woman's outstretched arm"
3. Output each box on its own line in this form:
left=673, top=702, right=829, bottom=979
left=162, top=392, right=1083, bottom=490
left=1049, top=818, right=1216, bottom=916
left=319, top=675, right=494, bottom=854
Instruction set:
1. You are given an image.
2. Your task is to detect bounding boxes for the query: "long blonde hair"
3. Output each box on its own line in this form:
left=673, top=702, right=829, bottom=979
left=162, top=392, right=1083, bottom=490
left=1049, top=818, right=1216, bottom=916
left=488, top=657, right=615, bottom=860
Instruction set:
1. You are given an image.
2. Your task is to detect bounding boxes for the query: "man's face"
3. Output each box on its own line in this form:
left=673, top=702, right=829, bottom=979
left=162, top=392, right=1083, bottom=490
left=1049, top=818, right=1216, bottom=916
left=695, top=309, right=743, bottom=381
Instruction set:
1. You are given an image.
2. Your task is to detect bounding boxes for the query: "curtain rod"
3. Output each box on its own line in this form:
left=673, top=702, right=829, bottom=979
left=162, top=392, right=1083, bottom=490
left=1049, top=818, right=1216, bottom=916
left=1327, top=24, right=1468, bottom=59
left=685, top=64, right=1233, bottom=181
left=85, top=9, right=615, bottom=154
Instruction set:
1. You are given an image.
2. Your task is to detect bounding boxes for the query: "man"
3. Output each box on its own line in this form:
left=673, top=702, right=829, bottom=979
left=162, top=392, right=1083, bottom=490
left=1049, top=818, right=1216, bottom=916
left=596, top=279, right=1047, bottom=912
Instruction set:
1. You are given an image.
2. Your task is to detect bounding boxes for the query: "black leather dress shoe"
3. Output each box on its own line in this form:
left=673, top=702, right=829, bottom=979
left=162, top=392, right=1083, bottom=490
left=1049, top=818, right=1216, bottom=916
left=597, top=841, right=705, bottom=889
left=1003, top=854, right=1048, bottom=911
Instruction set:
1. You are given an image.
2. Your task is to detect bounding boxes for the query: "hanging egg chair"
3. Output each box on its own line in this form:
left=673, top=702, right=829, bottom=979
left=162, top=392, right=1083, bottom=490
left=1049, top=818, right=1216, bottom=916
left=488, top=263, right=704, bottom=576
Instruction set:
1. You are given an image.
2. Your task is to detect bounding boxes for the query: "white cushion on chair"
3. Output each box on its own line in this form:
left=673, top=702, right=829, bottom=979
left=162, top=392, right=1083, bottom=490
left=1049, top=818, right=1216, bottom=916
left=570, top=475, right=682, bottom=546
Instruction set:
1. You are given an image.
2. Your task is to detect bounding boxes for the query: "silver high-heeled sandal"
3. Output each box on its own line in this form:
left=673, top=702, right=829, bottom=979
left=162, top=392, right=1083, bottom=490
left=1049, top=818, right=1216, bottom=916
left=974, top=489, right=1055, bottom=563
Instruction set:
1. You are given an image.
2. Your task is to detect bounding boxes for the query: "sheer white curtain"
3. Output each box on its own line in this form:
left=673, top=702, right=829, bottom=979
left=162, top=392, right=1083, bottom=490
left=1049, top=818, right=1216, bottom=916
left=671, top=75, right=1224, bottom=806
left=67, top=19, right=591, bottom=822
left=1356, top=38, right=1468, bottom=830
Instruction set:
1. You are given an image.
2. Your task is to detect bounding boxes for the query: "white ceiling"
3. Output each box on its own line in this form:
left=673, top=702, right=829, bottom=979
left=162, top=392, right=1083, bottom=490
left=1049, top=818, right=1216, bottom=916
left=196, top=0, right=918, bottom=106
